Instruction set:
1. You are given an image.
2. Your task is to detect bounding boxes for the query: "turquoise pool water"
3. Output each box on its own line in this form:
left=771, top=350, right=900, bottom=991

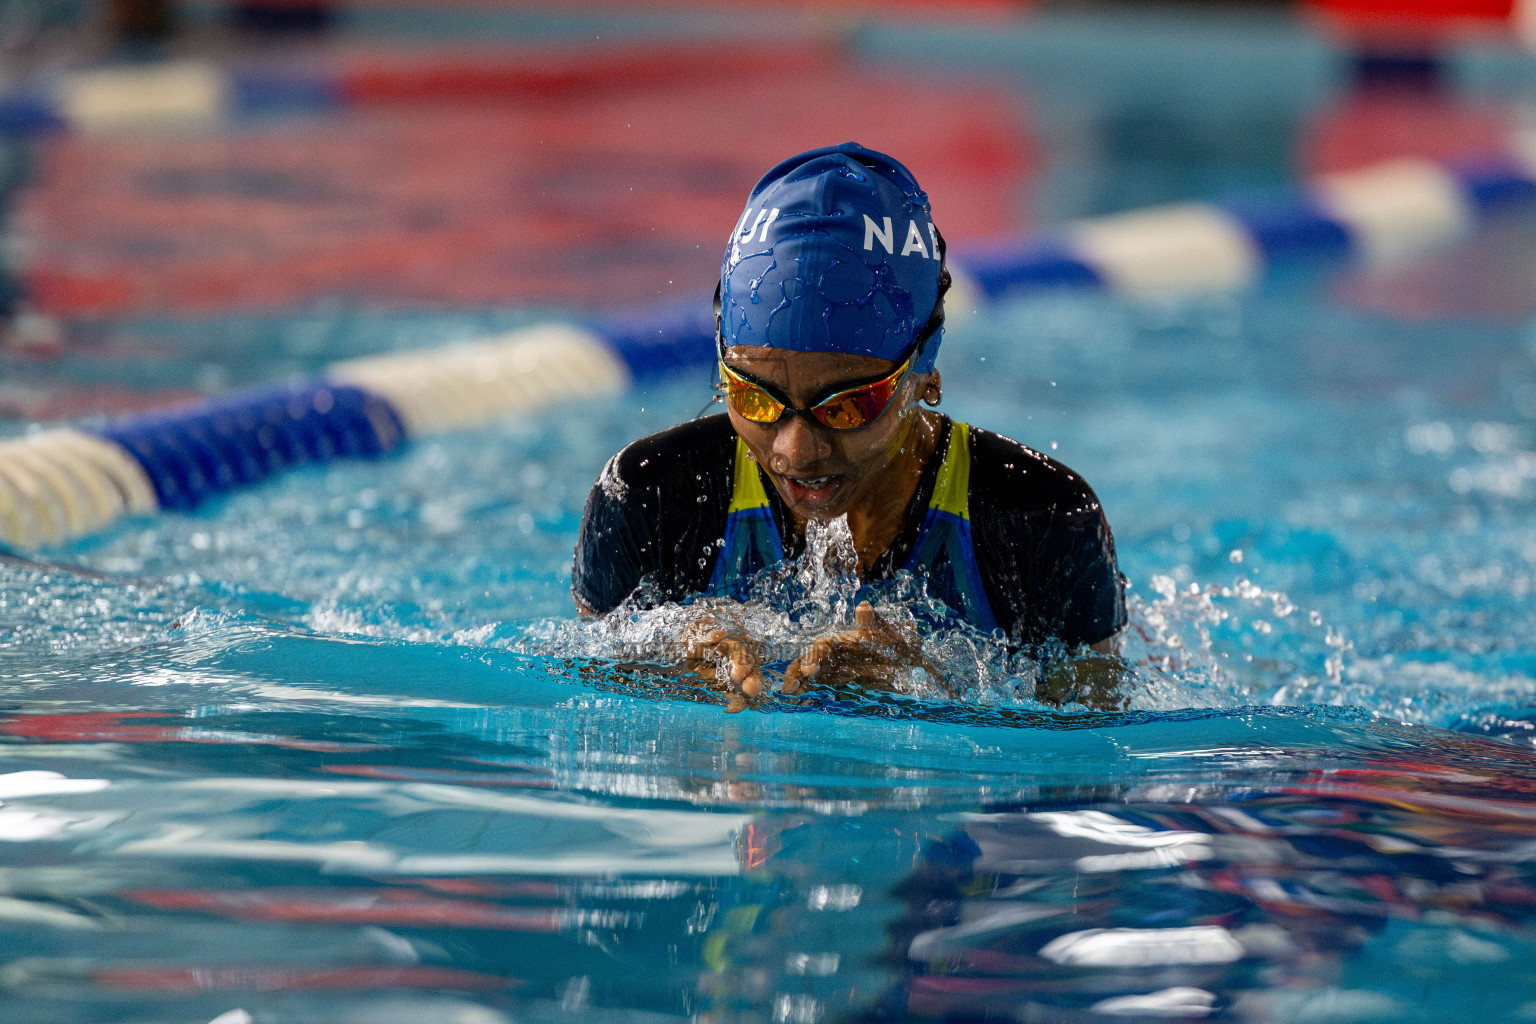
left=5, top=262, right=1536, bottom=1021
left=6, top=6, right=1536, bottom=1019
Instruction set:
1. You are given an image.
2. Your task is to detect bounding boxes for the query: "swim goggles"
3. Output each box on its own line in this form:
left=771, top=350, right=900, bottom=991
left=717, top=349, right=914, bottom=431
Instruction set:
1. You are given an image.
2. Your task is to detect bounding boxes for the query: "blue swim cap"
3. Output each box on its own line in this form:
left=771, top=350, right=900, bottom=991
left=719, top=142, right=945, bottom=374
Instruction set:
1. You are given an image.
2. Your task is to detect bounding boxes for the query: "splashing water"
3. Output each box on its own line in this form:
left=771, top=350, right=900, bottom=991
left=514, top=517, right=1354, bottom=715
left=519, top=516, right=1011, bottom=703
left=6, top=505, right=1359, bottom=722
left=7, top=279, right=1536, bottom=1023
left=1120, top=573, right=1351, bottom=712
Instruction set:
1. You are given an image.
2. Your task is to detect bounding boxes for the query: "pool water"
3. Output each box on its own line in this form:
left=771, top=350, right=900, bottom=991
left=6, top=6, right=1536, bottom=1019
left=5, top=248, right=1536, bottom=1022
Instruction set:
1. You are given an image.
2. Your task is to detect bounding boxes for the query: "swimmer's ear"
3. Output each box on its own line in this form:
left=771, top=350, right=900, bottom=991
left=921, top=372, right=942, bottom=408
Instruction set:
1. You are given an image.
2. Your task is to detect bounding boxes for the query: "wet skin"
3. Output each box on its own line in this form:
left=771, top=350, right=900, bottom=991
left=581, top=345, right=1121, bottom=710
left=694, top=345, right=944, bottom=707
left=720, top=344, right=941, bottom=571
left=704, top=345, right=1120, bottom=709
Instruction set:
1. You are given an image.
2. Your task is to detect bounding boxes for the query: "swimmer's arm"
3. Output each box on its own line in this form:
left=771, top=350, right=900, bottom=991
left=1037, top=630, right=1128, bottom=711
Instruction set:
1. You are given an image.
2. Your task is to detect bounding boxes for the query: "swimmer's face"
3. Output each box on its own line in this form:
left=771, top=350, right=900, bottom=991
left=721, top=345, right=928, bottom=521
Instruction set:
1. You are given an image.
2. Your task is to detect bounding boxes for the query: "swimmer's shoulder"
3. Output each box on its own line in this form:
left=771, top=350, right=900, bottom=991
left=966, top=424, right=1106, bottom=518
left=599, top=413, right=738, bottom=497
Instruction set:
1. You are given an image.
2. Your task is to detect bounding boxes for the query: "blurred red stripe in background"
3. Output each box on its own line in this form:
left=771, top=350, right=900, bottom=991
left=1304, top=0, right=1530, bottom=44
left=17, top=41, right=1034, bottom=318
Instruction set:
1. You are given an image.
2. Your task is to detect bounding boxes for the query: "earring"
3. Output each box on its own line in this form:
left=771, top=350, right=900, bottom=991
left=920, top=371, right=942, bottom=407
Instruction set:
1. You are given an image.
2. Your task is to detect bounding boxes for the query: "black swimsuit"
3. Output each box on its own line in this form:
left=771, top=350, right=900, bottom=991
left=573, top=413, right=1126, bottom=649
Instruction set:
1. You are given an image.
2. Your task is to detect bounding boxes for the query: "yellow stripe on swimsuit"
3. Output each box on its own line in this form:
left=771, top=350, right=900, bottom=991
left=727, top=436, right=772, bottom=514
left=928, top=421, right=972, bottom=520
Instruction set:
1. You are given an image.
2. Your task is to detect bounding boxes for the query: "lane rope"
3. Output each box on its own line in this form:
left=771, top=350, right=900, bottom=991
left=3, top=63, right=1536, bottom=546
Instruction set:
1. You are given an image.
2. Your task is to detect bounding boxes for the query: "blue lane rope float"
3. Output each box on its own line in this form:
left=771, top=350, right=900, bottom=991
left=951, top=156, right=1536, bottom=302
left=0, top=325, right=630, bottom=547
left=91, top=381, right=406, bottom=511
left=3, top=149, right=1535, bottom=549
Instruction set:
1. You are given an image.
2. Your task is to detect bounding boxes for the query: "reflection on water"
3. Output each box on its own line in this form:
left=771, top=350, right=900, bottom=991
left=1, top=564, right=1533, bottom=1020
left=3, top=592, right=1536, bottom=1021
left=865, top=761, right=1536, bottom=1022
left=3, top=275, right=1536, bottom=1020
left=5, top=709, right=1536, bottom=1022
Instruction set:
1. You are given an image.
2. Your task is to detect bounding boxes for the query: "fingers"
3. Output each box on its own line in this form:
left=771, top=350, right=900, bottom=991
left=683, top=629, right=728, bottom=670
left=781, top=657, right=805, bottom=695
left=800, top=626, right=874, bottom=676
left=800, top=639, right=827, bottom=677
left=684, top=630, right=765, bottom=699
left=854, top=600, right=913, bottom=651
left=782, top=637, right=874, bottom=696
left=799, top=640, right=825, bottom=678
left=722, top=641, right=763, bottom=697
left=726, top=644, right=753, bottom=683
left=784, top=604, right=932, bottom=691
left=679, top=611, right=768, bottom=707
left=723, top=642, right=761, bottom=695
left=684, top=603, right=931, bottom=704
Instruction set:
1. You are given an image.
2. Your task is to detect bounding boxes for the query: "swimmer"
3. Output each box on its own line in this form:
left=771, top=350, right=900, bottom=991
left=574, top=143, right=1126, bottom=708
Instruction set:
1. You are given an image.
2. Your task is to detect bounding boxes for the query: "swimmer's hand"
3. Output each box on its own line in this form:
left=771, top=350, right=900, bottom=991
left=781, top=600, right=938, bottom=696
left=682, top=611, right=766, bottom=714
left=1035, top=638, right=1130, bottom=711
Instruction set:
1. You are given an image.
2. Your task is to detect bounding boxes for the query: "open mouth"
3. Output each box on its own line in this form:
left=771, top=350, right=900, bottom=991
left=780, top=473, right=843, bottom=508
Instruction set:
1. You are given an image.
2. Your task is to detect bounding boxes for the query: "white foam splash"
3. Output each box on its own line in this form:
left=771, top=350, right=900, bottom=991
left=518, top=515, right=1040, bottom=706
left=1120, top=573, right=1351, bottom=711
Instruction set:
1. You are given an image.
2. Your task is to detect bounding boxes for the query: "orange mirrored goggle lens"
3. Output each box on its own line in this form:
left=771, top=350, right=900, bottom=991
left=719, top=356, right=910, bottom=431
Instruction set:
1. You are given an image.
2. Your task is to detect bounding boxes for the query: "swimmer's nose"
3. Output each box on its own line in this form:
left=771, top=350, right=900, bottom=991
left=770, top=413, right=830, bottom=473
